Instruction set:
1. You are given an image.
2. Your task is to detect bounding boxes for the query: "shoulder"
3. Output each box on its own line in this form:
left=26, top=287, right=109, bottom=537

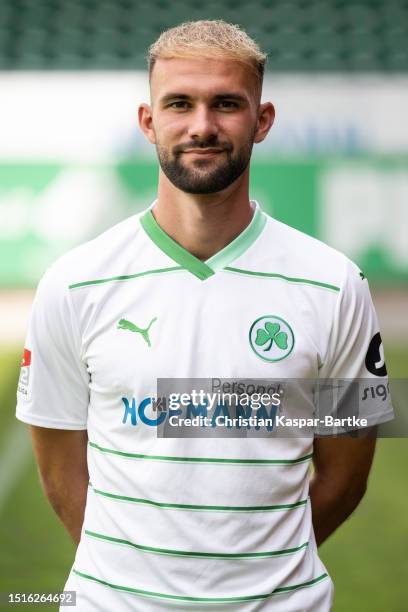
left=256, top=213, right=364, bottom=292
left=38, top=212, right=145, bottom=291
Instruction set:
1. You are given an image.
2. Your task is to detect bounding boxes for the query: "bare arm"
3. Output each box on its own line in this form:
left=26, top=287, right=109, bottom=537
left=310, top=431, right=377, bottom=546
left=30, top=426, right=89, bottom=546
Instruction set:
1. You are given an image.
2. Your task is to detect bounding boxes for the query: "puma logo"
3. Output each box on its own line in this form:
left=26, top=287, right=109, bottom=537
left=117, top=317, right=157, bottom=347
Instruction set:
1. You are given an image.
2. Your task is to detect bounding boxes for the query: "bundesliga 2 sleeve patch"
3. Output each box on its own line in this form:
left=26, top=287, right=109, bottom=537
left=17, top=348, right=31, bottom=396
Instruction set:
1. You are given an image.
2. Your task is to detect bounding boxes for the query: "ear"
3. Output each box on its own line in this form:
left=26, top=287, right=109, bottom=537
left=138, top=103, right=156, bottom=145
left=254, top=102, right=275, bottom=145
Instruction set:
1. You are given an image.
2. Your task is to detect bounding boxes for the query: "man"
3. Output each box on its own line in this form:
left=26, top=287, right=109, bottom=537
left=16, top=20, right=393, bottom=611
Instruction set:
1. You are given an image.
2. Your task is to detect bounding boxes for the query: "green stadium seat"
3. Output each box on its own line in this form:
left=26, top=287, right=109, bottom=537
left=387, top=50, right=408, bottom=71
left=0, top=0, right=406, bottom=72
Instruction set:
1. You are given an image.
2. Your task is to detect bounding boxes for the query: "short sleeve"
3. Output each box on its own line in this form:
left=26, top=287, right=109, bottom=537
left=315, top=259, right=394, bottom=432
left=16, top=264, right=90, bottom=429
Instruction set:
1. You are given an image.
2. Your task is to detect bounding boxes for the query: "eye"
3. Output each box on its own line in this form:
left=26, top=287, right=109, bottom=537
left=169, top=101, right=190, bottom=109
left=216, top=100, right=239, bottom=109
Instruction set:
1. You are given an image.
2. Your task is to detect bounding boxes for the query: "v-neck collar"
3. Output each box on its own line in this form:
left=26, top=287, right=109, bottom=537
left=139, top=200, right=266, bottom=281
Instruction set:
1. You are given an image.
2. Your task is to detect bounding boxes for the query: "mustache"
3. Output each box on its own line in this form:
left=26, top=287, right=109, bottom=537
left=173, top=140, right=233, bottom=155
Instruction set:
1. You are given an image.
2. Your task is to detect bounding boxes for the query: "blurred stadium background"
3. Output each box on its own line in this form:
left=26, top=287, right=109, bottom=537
left=0, top=0, right=407, bottom=610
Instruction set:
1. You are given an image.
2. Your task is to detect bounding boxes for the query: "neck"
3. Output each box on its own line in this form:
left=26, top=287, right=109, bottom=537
left=152, top=169, right=254, bottom=261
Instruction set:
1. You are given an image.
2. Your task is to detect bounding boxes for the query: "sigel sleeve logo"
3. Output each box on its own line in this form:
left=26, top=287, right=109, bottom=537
left=365, top=333, right=387, bottom=377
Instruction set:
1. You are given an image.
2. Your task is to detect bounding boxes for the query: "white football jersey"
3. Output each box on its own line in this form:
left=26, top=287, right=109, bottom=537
left=16, top=201, right=393, bottom=611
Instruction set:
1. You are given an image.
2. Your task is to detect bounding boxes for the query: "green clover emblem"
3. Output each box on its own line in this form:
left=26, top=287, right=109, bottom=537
left=249, top=315, right=295, bottom=362
left=255, top=322, right=288, bottom=352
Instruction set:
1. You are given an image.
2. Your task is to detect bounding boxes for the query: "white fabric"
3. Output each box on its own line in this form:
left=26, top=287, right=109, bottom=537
left=16, top=205, right=393, bottom=611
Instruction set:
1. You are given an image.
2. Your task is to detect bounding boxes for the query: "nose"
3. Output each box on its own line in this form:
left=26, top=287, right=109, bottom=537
left=187, top=104, right=219, bottom=142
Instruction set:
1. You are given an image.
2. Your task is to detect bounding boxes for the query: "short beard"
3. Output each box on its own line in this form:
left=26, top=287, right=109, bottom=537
left=156, top=133, right=255, bottom=195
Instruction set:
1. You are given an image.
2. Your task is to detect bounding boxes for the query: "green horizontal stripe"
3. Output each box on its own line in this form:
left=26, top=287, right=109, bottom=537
left=68, top=266, right=183, bottom=289
left=224, top=266, right=340, bottom=292
left=91, top=485, right=308, bottom=512
left=274, top=573, right=329, bottom=594
left=89, top=441, right=312, bottom=465
left=85, top=529, right=309, bottom=559
left=68, top=264, right=340, bottom=292
left=73, top=569, right=328, bottom=603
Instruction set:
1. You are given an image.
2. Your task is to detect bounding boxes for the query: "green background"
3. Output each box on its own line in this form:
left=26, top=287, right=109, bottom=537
left=1, top=156, right=407, bottom=288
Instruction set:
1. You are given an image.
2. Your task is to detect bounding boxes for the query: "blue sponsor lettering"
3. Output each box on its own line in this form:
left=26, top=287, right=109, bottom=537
left=122, top=397, right=137, bottom=426
left=122, top=396, right=167, bottom=427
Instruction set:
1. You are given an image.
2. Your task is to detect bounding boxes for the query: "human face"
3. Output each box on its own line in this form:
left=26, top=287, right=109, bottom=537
left=143, top=57, right=263, bottom=194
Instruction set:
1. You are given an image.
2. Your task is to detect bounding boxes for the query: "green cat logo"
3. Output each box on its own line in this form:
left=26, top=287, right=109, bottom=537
left=118, top=317, right=157, bottom=347
left=249, top=316, right=294, bottom=362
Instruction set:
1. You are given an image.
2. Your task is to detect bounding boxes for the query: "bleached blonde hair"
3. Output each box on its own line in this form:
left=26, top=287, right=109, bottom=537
left=147, top=20, right=267, bottom=96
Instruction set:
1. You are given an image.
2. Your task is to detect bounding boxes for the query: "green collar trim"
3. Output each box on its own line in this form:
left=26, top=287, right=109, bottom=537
left=140, top=202, right=266, bottom=281
left=206, top=205, right=266, bottom=272
left=140, top=209, right=214, bottom=280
